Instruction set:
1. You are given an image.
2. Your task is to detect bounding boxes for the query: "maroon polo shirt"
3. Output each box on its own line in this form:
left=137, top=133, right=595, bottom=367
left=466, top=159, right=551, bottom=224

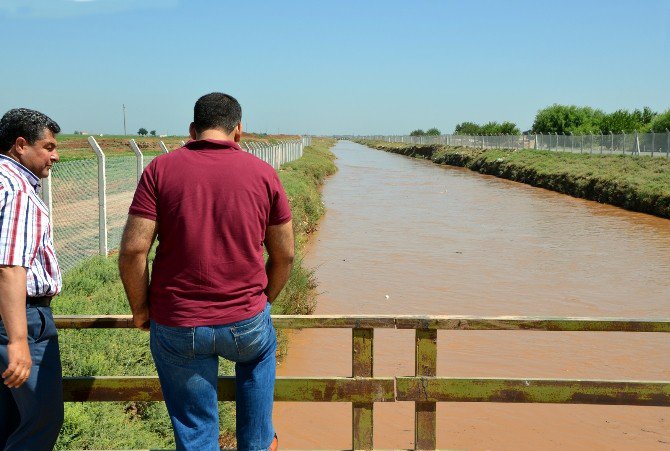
left=128, top=139, right=292, bottom=327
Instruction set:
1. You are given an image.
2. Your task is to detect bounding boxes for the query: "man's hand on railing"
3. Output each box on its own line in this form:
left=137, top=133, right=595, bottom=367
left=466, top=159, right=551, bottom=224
left=132, top=307, right=150, bottom=331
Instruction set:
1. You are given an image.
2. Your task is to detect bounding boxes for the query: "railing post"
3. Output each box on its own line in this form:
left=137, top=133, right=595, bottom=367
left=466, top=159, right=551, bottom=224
left=415, top=329, right=437, bottom=450
left=128, top=139, right=144, bottom=185
left=352, top=328, right=374, bottom=450
left=87, top=136, right=108, bottom=256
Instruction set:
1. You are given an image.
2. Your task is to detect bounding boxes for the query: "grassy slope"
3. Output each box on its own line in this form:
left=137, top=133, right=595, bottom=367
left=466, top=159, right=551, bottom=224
left=360, top=140, right=670, bottom=219
left=53, top=138, right=336, bottom=450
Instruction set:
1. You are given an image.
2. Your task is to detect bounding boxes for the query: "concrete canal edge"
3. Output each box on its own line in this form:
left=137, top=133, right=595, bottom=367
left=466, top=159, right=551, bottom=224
left=359, top=140, right=670, bottom=219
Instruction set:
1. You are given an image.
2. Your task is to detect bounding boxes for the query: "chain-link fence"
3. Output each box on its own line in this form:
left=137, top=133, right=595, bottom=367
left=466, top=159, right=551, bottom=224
left=43, top=136, right=309, bottom=272
left=356, top=131, right=670, bottom=157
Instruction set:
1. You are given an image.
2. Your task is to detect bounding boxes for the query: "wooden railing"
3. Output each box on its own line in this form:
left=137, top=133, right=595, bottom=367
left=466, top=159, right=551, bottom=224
left=55, top=315, right=670, bottom=450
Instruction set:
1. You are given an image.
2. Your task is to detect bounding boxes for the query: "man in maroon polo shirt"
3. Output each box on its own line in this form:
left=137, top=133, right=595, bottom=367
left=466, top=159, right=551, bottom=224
left=119, top=93, right=293, bottom=451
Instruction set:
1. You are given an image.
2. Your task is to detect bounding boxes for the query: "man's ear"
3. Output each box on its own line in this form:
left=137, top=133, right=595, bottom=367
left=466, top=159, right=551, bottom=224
left=10, top=137, right=28, bottom=156
left=233, top=122, right=242, bottom=142
left=189, top=123, right=197, bottom=140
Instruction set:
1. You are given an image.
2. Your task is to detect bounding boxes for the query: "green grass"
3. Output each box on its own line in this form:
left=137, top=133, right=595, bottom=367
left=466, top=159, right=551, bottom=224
left=53, top=138, right=337, bottom=450
left=361, top=140, right=670, bottom=218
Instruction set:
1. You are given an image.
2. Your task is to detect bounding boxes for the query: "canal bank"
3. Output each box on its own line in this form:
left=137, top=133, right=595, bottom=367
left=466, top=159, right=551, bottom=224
left=358, top=140, right=670, bottom=219
left=274, top=140, right=670, bottom=449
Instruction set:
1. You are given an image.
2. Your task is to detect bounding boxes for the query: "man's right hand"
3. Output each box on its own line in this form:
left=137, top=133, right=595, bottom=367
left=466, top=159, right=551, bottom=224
left=132, top=309, right=150, bottom=331
left=0, top=264, right=31, bottom=388
left=2, top=338, right=32, bottom=388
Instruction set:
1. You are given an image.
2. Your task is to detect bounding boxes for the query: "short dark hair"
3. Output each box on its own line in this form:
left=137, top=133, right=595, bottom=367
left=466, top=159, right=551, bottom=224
left=0, top=108, right=61, bottom=153
left=193, top=93, right=242, bottom=134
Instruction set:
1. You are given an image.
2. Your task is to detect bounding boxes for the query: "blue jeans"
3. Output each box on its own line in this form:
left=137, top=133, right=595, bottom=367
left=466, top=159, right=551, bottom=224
left=0, top=306, right=63, bottom=451
left=150, top=302, right=277, bottom=451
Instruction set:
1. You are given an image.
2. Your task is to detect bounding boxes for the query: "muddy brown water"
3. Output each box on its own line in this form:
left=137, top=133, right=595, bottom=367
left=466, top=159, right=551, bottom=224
left=273, top=141, right=670, bottom=450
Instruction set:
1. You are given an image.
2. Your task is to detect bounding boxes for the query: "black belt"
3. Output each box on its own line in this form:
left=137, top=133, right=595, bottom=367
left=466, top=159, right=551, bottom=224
left=26, top=296, right=52, bottom=308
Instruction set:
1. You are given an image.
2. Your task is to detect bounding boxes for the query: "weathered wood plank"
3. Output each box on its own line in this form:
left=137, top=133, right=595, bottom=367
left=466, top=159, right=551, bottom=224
left=54, top=315, right=670, bottom=332
left=56, top=315, right=134, bottom=329
left=352, top=328, right=374, bottom=450
left=415, top=329, right=437, bottom=450
left=63, top=376, right=395, bottom=403
left=396, top=377, right=670, bottom=406
left=273, top=316, right=396, bottom=329
left=394, top=316, right=670, bottom=331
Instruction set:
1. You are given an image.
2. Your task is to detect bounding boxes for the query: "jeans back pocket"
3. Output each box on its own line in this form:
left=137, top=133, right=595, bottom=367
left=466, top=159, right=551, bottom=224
left=151, top=322, right=195, bottom=365
left=231, top=307, right=273, bottom=362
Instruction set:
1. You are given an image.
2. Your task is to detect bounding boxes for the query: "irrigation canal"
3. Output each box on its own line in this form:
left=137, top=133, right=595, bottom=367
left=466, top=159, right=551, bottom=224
left=272, top=140, right=670, bottom=449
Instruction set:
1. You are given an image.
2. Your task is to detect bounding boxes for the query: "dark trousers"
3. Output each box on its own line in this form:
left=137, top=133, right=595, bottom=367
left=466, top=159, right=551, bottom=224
left=0, top=306, right=63, bottom=451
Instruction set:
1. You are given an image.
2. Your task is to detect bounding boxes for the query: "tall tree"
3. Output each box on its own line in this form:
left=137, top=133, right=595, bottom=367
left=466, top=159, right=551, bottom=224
left=649, top=109, right=670, bottom=132
left=454, top=122, right=481, bottom=135
left=532, top=104, right=603, bottom=134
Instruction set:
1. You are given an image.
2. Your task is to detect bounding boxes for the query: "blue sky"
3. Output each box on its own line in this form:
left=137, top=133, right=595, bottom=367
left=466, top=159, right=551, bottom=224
left=1, top=0, right=668, bottom=136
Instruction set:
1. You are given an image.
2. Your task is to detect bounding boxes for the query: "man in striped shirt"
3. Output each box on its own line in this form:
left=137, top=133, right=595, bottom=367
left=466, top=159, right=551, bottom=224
left=0, top=108, right=63, bottom=450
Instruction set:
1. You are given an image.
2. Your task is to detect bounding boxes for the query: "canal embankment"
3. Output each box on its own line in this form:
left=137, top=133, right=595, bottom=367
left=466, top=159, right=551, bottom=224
left=54, top=138, right=337, bottom=450
left=358, top=140, right=670, bottom=218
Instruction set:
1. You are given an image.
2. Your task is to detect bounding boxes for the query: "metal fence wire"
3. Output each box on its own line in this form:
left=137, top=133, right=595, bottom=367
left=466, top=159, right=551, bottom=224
left=49, top=159, right=99, bottom=272
left=357, top=131, right=670, bottom=157
left=42, top=136, right=310, bottom=272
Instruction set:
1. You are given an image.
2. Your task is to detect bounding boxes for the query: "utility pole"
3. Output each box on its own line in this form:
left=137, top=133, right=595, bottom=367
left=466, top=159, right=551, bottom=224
left=122, top=104, right=127, bottom=136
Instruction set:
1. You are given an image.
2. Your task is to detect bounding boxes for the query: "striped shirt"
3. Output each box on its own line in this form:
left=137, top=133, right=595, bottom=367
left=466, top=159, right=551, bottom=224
left=0, top=154, right=61, bottom=297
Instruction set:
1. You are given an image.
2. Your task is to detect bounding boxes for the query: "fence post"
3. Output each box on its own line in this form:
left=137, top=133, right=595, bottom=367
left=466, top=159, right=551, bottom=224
left=610, top=131, right=614, bottom=154
left=534, top=134, right=538, bottom=150
left=667, top=129, right=669, bottom=158
left=622, top=132, right=626, bottom=154
left=159, top=141, right=170, bottom=154
left=87, top=136, right=108, bottom=257
left=634, top=131, right=640, bottom=155
left=40, top=173, right=53, bottom=240
left=129, top=139, right=144, bottom=185
left=352, top=328, right=374, bottom=450
left=600, top=133, right=603, bottom=154
left=651, top=132, right=655, bottom=157
left=415, top=329, right=437, bottom=449
left=590, top=133, right=594, bottom=154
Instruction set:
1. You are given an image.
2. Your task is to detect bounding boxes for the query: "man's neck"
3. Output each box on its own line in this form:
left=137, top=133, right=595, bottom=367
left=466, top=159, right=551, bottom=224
left=196, top=129, right=237, bottom=142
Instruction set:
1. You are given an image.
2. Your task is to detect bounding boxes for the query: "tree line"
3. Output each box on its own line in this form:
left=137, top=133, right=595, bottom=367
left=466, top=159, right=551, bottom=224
left=529, top=105, right=670, bottom=135
left=412, top=105, right=670, bottom=136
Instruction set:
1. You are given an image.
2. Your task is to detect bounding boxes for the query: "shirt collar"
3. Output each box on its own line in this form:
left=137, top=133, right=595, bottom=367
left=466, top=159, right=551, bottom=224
left=184, top=139, right=243, bottom=152
left=0, top=154, right=41, bottom=192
